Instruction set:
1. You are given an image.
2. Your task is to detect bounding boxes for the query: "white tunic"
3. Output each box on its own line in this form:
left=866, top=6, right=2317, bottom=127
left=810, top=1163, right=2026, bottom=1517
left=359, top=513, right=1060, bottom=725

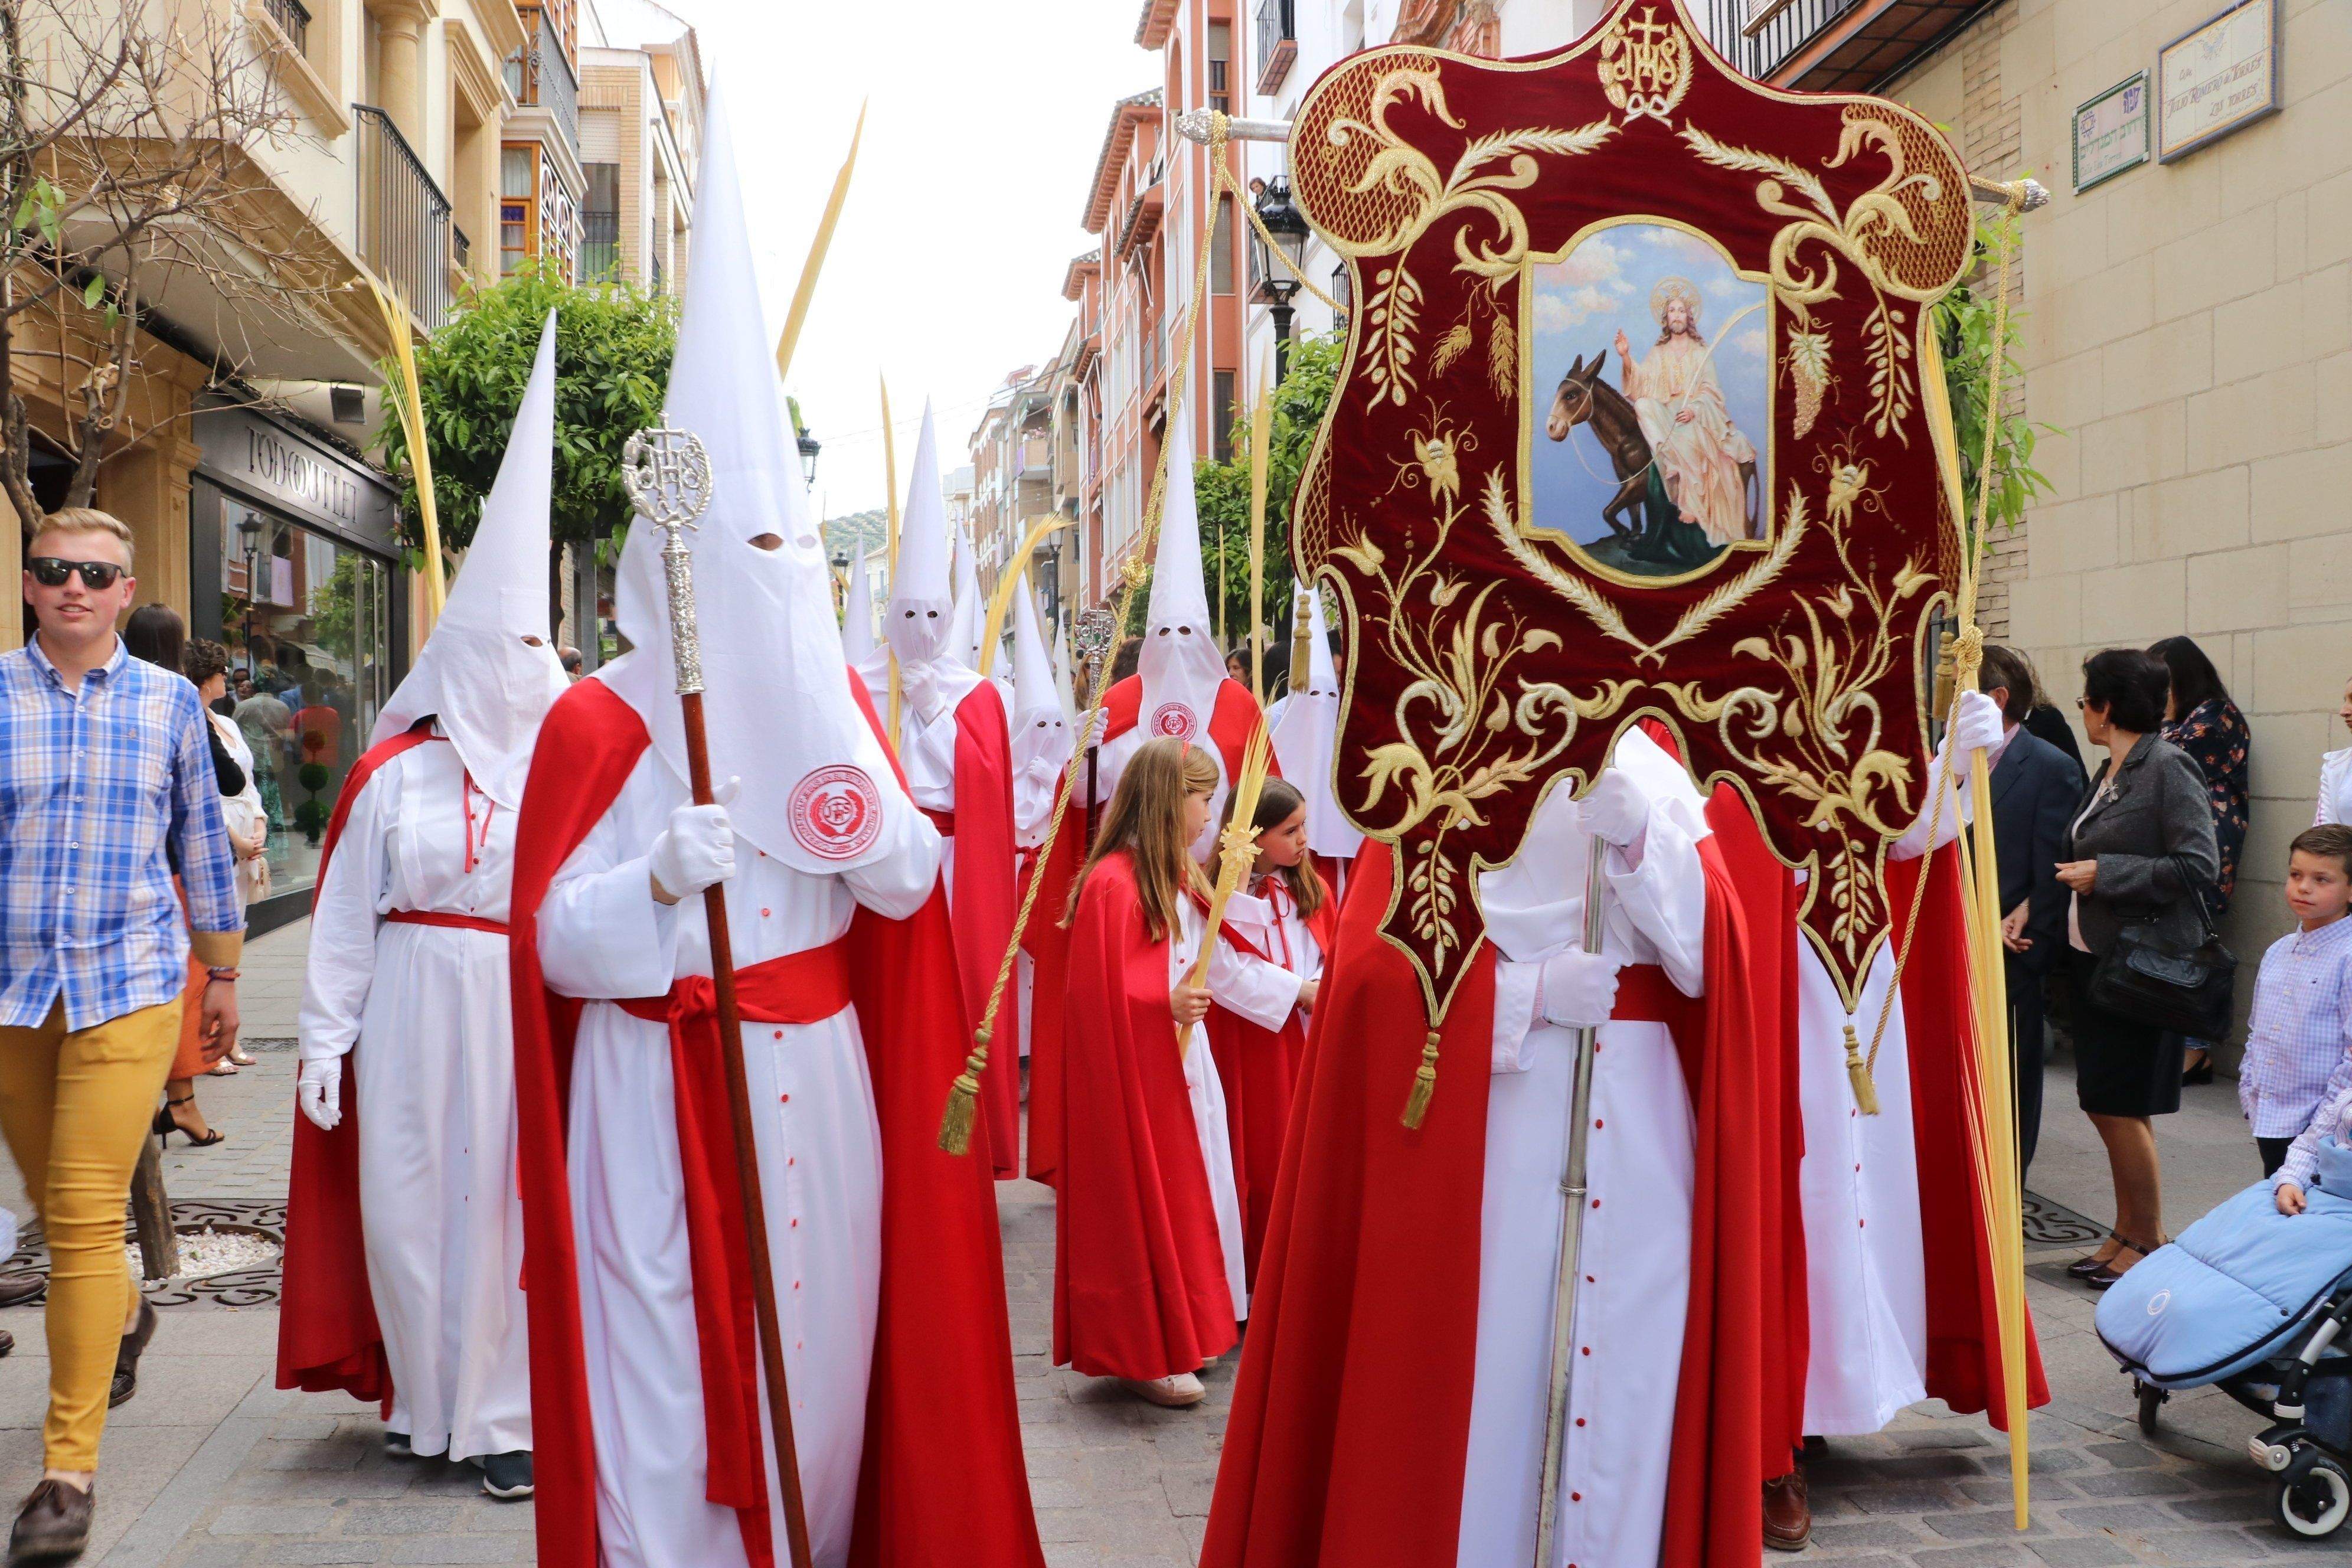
left=535, top=753, right=940, bottom=1568
left=296, top=737, right=531, bottom=1463
left=1793, top=772, right=1966, bottom=1435
left=1221, top=876, right=1325, bottom=990
left=1171, top=894, right=1302, bottom=1321
left=1455, top=734, right=1709, bottom=1568
left=2318, top=746, right=2352, bottom=827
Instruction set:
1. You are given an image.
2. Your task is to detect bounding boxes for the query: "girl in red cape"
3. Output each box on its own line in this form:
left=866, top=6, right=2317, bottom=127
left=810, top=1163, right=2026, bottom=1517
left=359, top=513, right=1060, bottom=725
left=1054, top=738, right=1302, bottom=1409
left=1203, top=778, right=1340, bottom=1283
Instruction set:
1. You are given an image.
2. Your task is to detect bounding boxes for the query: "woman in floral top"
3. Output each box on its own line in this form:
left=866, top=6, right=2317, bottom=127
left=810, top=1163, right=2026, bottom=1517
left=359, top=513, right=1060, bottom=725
left=2150, top=635, right=2252, bottom=1083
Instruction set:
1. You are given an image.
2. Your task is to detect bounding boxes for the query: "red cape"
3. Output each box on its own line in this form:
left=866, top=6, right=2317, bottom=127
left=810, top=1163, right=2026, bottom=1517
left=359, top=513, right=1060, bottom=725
left=1889, top=842, right=2050, bottom=1428
left=1202, top=871, right=1340, bottom=1285
left=1051, top=848, right=1239, bottom=1381
left=507, top=676, right=1043, bottom=1568
left=1198, top=834, right=1775, bottom=1568
left=275, top=722, right=434, bottom=1408
left=942, top=679, right=1023, bottom=1180
left=1016, top=810, right=1084, bottom=1188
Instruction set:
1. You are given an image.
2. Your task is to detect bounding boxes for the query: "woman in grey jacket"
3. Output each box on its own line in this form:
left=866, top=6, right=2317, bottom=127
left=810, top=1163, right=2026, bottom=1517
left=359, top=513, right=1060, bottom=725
left=2056, top=647, right=2221, bottom=1289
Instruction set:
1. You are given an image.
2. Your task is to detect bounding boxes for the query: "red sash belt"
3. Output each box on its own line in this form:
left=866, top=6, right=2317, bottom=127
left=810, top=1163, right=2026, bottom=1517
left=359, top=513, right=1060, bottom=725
left=385, top=909, right=509, bottom=937
left=609, top=938, right=852, bottom=1516
left=1609, top=962, right=1685, bottom=1024
left=920, top=805, right=956, bottom=838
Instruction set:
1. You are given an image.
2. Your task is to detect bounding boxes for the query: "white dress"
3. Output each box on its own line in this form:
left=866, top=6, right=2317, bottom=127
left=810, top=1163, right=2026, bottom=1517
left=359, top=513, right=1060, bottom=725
left=535, top=753, right=940, bottom=1568
left=296, top=737, right=533, bottom=1462
left=1167, top=896, right=1302, bottom=1321
left=2317, top=746, right=2352, bottom=826
left=1792, top=769, right=1968, bottom=1435
left=1455, top=733, right=1709, bottom=1568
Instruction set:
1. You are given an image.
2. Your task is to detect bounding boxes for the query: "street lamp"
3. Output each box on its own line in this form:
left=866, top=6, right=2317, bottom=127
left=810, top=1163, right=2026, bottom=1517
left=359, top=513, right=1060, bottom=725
left=829, top=547, right=850, bottom=619
left=236, top=509, right=265, bottom=677
left=1251, top=175, right=1310, bottom=379
left=798, top=427, right=822, bottom=490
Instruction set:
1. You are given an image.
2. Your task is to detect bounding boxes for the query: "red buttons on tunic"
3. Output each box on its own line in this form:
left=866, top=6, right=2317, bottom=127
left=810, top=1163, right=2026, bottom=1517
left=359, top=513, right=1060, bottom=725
left=1580, top=1347, right=1590, bottom=1357
left=1594, top=1119, right=1603, bottom=1129
left=762, top=908, right=771, bottom=917
left=1590, top=1199, right=1600, bottom=1209
left=1575, top=1417, right=1586, bottom=1427
left=775, top=1030, right=784, bottom=1040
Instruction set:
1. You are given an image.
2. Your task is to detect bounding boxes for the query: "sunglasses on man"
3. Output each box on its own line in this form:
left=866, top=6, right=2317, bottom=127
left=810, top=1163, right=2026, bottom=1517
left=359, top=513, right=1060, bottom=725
left=27, top=557, right=128, bottom=590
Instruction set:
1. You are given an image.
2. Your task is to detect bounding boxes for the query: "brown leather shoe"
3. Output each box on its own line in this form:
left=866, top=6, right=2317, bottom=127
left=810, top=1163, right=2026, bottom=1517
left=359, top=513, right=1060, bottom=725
left=8, top=1478, right=93, bottom=1564
left=1763, top=1465, right=1811, bottom=1551
left=0, top=1273, right=41, bottom=1309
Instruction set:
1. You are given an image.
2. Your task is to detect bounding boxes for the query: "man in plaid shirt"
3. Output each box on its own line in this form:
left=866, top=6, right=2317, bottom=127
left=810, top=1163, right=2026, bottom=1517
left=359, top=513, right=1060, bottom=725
left=2243, top=825, right=2352, bottom=1187
left=1, top=508, right=241, bottom=1564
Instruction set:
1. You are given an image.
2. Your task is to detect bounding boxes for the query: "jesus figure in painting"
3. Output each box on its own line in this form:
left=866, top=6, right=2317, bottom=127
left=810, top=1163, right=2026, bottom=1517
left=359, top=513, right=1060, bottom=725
left=1613, top=277, right=1759, bottom=549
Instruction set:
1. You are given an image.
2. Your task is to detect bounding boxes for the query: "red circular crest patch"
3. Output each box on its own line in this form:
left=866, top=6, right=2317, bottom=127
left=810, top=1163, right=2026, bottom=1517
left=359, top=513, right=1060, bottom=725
left=1149, top=702, right=1198, bottom=741
left=788, top=765, right=883, bottom=861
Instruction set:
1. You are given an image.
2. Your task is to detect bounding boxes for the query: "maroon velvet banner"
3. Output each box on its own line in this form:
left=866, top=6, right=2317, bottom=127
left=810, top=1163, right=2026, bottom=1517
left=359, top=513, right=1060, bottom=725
left=1293, top=0, right=1978, bottom=1016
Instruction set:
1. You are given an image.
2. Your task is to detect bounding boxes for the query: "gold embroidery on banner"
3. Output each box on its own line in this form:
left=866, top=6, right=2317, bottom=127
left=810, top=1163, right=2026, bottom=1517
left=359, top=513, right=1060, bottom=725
left=1598, top=6, right=1692, bottom=126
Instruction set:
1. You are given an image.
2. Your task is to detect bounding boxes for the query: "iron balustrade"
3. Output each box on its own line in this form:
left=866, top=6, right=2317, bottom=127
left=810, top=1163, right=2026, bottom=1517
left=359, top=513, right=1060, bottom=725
left=580, top=207, right=619, bottom=282
left=1696, top=0, right=1861, bottom=83
left=262, top=0, right=309, bottom=53
left=354, top=105, right=452, bottom=331
left=1255, top=0, right=1296, bottom=94
left=505, top=5, right=582, bottom=153
left=453, top=224, right=469, bottom=271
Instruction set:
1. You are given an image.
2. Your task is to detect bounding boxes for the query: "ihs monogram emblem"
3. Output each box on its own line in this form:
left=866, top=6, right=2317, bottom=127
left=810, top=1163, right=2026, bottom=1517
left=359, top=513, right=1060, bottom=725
left=1599, top=5, right=1692, bottom=125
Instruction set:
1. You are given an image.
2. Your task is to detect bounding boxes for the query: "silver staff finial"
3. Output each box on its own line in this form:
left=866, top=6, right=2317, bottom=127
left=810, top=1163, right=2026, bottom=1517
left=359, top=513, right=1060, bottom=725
left=622, top=428, right=713, bottom=534
left=1073, top=607, right=1117, bottom=665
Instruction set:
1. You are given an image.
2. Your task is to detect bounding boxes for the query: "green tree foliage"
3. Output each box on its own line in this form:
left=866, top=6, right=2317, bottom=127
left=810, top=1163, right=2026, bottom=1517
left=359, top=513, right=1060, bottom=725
left=1131, top=331, right=1345, bottom=663
left=379, top=260, right=680, bottom=560
left=1933, top=208, right=2056, bottom=551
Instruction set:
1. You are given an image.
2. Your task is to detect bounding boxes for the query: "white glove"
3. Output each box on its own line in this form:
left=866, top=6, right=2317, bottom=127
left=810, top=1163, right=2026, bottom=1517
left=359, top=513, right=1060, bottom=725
left=1946, top=688, right=2003, bottom=758
left=1579, top=769, right=1650, bottom=848
left=1538, top=949, right=1622, bottom=1030
left=649, top=779, right=740, bottom=901
left=901, top=661, right=946, bottom=725
left=298, top=1057, right=342, bottom=1131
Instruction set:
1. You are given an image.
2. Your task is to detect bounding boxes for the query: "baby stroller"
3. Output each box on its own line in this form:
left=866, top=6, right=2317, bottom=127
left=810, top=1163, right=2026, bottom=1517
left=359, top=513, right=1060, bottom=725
left=2094, top=1134, right=2352, bottom=1540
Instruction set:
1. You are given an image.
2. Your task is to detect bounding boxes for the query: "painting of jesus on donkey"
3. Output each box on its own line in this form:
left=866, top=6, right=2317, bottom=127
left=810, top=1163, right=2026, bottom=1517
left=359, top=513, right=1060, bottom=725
left=1527, top=218, right=1772, bottom=582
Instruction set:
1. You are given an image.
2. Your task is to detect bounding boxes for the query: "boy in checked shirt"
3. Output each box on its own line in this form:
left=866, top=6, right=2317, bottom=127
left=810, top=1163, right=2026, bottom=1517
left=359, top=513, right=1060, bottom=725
left=2254, top=826, right=2352, bottom=1210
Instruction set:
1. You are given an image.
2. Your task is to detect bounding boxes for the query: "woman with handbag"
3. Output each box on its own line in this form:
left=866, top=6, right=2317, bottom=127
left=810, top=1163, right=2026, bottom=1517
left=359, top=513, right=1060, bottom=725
left=188, top=641, right=270, bottom=1072
left=2056, top=648, right=2222, bottom=1290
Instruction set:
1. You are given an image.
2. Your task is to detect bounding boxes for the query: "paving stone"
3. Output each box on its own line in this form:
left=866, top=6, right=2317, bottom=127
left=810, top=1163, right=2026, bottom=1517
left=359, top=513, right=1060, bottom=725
left=2025, top=1540, right=2141, bottom=1567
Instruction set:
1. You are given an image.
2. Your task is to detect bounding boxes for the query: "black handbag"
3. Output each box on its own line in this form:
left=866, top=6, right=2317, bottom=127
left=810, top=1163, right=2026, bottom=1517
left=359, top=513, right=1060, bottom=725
left=2088, top=854, right=2237, bottom=1038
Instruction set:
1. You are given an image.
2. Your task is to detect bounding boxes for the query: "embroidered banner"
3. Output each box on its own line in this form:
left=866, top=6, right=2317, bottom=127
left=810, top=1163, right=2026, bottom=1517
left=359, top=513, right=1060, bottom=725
left=1293, top=0, right=1978, bottom=1015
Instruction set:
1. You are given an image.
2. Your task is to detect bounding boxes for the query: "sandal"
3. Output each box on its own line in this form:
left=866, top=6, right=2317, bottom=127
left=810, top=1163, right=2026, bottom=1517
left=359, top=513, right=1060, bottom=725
left=2066, top=1233, right=2120, bottom=1278
left=205, top=1058, right=239, bottom=1076
left=2086, top=1236, right=2159, bottom=1292
left=151, top=1095, right=225, bottom=1148
left=227, top=1046, right=256, bottom=1067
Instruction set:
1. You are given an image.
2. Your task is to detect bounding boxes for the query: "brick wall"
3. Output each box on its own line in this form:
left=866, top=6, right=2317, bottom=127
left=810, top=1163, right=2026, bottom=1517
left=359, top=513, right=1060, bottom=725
left=1892, top=0, right=2352, bottom=1048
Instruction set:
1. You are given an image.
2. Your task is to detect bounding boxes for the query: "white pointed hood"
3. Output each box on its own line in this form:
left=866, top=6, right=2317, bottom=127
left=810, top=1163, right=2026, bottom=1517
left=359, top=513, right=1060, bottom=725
left=371, top=311, right=567, bottom=808
left=600, top=82, right=904, bottom=874
left=1009, top=579, right=1069, bottom=835
left=1137, top=416, right=1223, bottom=742
left=1269, top=585, right=1363, bottom=859
left=1052, top=621, right=1079, bottom=727
left=950, top=515, right=984, bottom=670
left=840, top=547, right=876, bottom=663
left=881, top=405, right=956, bottom=671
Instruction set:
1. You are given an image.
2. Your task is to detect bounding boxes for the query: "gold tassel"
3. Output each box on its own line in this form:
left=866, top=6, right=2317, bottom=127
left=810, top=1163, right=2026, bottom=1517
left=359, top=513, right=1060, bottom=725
left=1289, top=590, right=1314, bottom=692
left=1402, top=1028, right=1442, bottom=1129
left=936, top=1027, right=992, bottom=1155
left=1843, top=1023, right=1880, bottom=1116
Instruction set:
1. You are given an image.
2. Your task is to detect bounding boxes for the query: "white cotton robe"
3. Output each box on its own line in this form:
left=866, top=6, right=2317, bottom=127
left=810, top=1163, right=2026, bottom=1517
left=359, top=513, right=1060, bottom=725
left=534, top=753, right=940, bottom=1568
left=296, top=736, right=531, bottom=1462
left=1792, top=773, right=1966, bottom=1436
left=1455, top=734, right=1710, bottom=1568
left=1171, top=894, right=1302, bottom=1321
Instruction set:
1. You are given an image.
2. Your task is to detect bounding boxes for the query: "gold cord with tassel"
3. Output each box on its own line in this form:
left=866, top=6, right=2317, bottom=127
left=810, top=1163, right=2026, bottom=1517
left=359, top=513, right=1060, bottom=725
left=1403, top=1028, right=1443, bottom=1129
left=1842, top=1024, right=1880, bottom=1115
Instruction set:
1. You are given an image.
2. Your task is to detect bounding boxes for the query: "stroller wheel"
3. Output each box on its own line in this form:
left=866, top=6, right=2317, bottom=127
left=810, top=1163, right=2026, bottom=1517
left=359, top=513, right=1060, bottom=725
left=2272, top=1452, right=2351, bottom=1539
left=2135, top=1380, right=2167, bottom=1435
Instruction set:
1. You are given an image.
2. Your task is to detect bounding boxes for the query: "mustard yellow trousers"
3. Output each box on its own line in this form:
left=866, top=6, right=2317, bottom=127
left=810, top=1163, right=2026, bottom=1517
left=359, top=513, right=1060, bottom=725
left=0, top=998, right=182, bottom=1470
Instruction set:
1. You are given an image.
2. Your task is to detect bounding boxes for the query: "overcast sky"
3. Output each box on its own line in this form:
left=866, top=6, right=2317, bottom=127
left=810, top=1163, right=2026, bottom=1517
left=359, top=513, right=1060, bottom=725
left=670, top=0, right=1155, bottom=522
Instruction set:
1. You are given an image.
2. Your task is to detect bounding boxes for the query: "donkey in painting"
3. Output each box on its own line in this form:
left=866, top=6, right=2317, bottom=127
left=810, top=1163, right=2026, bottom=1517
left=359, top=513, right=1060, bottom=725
left=1546, top=352, right=1762, bottom=547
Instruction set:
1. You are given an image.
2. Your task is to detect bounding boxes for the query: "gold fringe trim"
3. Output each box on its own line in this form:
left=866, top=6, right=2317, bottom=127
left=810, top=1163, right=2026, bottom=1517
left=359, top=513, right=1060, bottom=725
left=1843, top=1023, right=1880, bottom=1116
left=1403, top=1028, right=1443, bottom=1129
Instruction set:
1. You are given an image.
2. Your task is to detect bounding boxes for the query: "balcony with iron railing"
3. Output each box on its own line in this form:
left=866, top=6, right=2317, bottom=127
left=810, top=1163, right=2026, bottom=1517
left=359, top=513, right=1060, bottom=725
left=580, top=206, right=619, bottom=282
left=505, top=4, right=582, bottom=153
left=261, top=0, right=309, bottom=53
left=1255, top=0, right=1297, bottom=95
left=1696, top=0, right=1989, bottom=92
left=354, top=104, right=451, bottom=331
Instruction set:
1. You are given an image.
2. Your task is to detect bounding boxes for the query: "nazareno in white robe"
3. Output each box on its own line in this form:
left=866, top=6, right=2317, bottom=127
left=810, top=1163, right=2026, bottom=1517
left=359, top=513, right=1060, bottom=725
left=296, top=735, right=531, bottom=1462
left=1456, top=730, right=1710, bottom=1568
left=535, top=750, right=939, bottom=1568
left=1792, top=767, right=1967, bottom=1436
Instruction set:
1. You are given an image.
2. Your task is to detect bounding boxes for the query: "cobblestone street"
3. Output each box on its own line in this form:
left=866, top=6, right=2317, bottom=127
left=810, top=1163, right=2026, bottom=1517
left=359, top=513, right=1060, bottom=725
left=0, top=919, right=2330, bottom=1565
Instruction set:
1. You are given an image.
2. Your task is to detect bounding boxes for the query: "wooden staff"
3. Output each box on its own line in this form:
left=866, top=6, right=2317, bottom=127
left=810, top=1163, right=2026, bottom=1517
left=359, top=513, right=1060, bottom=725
left=620, top=429, right=815, bottom=1568
left=1246, top=360, right=1272, bottom=701
left=1177, top=722, right=1274, bottom=1059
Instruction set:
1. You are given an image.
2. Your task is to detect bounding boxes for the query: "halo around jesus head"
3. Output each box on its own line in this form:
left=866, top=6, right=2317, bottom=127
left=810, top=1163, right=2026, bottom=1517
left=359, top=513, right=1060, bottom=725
left=1649, top=275, right=1701, bottom=328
